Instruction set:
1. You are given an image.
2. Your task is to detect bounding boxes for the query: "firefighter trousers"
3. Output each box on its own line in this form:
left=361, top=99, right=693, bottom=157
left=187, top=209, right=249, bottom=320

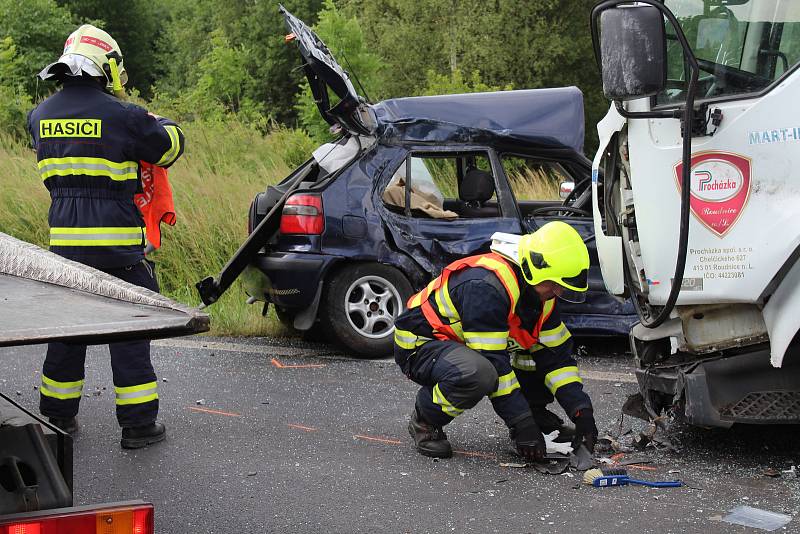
left=398, top=340, right=536, bottom=428
left=40, top=260, right=160, bottom=428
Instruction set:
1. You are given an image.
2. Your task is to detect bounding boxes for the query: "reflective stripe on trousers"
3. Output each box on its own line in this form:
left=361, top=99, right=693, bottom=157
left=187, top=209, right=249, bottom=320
left=433, top=383, right=464, bottom=417
left=115, top=381, right=159, bottom=406
left=488, top=370, right=520, bottom=399
left=544, top=366, right=582, bottom=394
left=40, top=375, right=84, bottom=400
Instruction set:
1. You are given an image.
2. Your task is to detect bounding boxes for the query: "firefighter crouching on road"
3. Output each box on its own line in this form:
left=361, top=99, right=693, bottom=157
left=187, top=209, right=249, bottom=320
left=27, top=25, right=185, bottom=449
left=394, top=221, right=598, bottom=460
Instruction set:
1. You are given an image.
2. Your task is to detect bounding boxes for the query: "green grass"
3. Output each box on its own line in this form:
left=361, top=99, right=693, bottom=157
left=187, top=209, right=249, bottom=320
left=0, top=119, right=315, bottom=336
left=1, top=112, right=561, bottom=337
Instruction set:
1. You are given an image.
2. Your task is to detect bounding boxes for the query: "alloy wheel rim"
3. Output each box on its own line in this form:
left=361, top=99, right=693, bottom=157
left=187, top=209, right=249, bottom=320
left=343, top=275, right=402, bottom=339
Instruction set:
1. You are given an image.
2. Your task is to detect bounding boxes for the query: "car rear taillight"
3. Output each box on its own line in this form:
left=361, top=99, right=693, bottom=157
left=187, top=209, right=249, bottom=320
left=0, top=503, right=153, bottom=534
left=280, top=194, right=324, bottom=235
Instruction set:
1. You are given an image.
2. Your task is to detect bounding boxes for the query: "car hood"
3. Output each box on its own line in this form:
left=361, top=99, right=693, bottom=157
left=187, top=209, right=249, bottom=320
left=372, top=87, right=586, bottom=153
left=280, top=5, right=377, bottom=136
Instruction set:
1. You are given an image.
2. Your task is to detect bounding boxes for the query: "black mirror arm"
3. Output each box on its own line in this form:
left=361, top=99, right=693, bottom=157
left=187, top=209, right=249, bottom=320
left=613, top=101, right=682, bottom=119
left=591, top=0, right=700, bottom=329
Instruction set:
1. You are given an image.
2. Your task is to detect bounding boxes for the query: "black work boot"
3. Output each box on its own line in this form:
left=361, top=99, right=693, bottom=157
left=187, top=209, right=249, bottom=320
left=531, top=407, right=575, bottom=441
left=48, top=417, right=78, bottom=434
left=121, top=422, right=166, bottom=449
left=408, top=408, right=452, bottom=458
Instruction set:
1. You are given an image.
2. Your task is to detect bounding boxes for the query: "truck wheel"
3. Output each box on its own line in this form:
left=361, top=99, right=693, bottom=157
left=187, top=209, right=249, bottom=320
left=321, top=263, right=413, bottom=358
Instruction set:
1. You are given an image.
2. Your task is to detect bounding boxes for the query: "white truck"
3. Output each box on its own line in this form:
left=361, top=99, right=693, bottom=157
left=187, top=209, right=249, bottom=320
left=590, top=0, right=800, bottom=427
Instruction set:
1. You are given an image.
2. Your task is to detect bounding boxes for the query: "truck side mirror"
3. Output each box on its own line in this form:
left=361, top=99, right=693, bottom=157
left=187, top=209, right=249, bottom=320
left=599, top=5, right=667, bottom=101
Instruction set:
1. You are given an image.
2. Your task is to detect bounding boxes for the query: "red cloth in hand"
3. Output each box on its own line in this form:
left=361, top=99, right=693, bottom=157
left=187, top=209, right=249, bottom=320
left=135, top=161, right=176, bottom=250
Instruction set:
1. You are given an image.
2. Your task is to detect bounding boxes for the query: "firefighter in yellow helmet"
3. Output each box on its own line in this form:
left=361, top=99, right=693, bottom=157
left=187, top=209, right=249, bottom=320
left=394, top=221, right=598, bottom=460
left=28, top=24, right=185, bottom=448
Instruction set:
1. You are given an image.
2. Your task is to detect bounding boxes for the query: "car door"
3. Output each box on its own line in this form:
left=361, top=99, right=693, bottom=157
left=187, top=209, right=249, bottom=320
left=379, top=147, right=524, bottom=277
left=499, top=153, right=635, bottom=330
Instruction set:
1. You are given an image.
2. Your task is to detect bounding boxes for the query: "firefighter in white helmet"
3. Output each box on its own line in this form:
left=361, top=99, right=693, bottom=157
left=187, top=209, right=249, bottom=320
left=28, top=24, right=185, bottom=449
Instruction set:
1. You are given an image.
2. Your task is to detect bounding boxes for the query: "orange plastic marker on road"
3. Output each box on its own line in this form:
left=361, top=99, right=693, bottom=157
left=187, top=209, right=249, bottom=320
left=188, top=406, right=241, bottom=417
left=287, top=423, right=318, bottom=432
left=271, top=357, right=326, bottom=369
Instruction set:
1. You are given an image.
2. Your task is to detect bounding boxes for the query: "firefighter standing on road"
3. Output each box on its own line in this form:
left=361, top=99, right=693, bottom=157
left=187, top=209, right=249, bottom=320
left=27, top=25, right=185, bottom=449
left=394, top=221, right=598, bottom=460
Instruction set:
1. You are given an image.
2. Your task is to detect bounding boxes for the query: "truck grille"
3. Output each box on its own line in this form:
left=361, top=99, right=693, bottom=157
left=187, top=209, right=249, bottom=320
left=721, top=391, right=800, bottom=421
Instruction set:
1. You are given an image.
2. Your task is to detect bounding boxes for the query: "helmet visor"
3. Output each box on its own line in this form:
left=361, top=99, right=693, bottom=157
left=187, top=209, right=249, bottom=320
left=556, top=268, right=588, bottom=303
left=557, top=286, right=587, bottom=303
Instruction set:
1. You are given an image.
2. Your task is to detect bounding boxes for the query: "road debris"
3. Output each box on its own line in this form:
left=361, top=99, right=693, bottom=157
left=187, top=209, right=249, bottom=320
left=782, top=466, right=797, bottom=478
left=721, top=505, right=792, bottom=531
left=533, top=457, right=570, bottom=475
left=763, top=468, right=781, bottom=478
left=196, top=399, right=205, bottom=405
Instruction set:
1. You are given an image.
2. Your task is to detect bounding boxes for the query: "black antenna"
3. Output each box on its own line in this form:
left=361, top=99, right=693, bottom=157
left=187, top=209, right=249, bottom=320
left=341, top=51, right=372, bottom=104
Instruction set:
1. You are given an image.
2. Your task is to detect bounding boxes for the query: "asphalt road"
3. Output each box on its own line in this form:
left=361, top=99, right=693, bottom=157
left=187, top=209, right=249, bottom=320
left=1, top=336, right=798, bottom=533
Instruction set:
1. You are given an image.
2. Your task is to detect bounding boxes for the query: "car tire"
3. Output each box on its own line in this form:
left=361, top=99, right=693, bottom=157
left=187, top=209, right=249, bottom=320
left=321, top=263, right=413, bottom=358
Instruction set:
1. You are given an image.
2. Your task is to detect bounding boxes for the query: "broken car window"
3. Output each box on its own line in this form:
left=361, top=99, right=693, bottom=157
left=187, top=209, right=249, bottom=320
left=502, top=156, right=566, bottom=201
left=382, top=152, right=499, bottom=219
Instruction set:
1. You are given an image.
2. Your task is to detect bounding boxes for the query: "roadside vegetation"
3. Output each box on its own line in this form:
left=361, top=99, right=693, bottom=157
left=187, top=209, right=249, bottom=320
left=0, top=0, right=602, bottom=335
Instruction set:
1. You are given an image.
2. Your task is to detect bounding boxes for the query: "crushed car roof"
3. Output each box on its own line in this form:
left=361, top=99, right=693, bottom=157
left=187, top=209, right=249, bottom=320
left=372, top=87, right=586, bottom=154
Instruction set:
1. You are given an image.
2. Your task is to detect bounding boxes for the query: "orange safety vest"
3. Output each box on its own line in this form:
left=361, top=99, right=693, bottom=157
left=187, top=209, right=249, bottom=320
left=407, top=253, right=555, bottom=351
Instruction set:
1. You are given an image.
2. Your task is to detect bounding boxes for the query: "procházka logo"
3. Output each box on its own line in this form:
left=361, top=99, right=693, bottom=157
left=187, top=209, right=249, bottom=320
left=675, top=151, right=752, bottom=237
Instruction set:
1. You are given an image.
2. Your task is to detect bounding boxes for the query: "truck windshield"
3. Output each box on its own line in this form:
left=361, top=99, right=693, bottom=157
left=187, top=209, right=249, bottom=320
left=657, top=0, right=800, bottom=106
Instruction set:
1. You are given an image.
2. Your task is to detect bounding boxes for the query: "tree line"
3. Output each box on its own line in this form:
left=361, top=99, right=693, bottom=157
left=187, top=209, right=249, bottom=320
left=0, top=0, right=607, bottom=151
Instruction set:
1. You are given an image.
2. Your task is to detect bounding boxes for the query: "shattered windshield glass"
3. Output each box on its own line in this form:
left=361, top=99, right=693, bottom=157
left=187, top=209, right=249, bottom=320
left=658, top=0, right=800, bottom=105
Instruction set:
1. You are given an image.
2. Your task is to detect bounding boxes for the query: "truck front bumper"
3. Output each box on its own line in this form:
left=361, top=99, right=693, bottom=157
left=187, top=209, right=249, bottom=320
left=635, top=348, right=800, bottom=428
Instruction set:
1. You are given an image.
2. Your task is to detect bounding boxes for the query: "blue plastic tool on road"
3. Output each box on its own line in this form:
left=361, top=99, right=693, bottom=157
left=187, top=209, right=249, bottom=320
left=583, top=468, right=683, bottom=488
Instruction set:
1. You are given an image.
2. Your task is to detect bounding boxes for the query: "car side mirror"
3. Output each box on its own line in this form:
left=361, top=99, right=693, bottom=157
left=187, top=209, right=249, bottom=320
left=559, top=181, right=574, bottom=200
left=598, top=5, right=667, bottom=101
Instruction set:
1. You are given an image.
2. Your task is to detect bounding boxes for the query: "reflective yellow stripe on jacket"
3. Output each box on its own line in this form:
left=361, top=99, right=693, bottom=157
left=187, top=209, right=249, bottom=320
left=156, top=125, right=182, bottom=166
left=115, top=381, right=158, bottom=406
left=463, top=330, right=508, bottom=351
left=40, top=375, right=84, bottom=400
left=544, top=366, right=582, bottom=395
left=538, top=322, right=571, bottom=348
left=50, top=226, right=145, bottom=247
left=474, top=255, right=520, bottom=310
left=38, top=156, right=138, bottom=181
left=510, top=348, right=543, bottom=371
left=394, top=329, right=431, bottom=350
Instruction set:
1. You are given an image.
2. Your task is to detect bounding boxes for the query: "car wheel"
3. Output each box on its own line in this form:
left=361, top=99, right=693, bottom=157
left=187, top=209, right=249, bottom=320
left=321, top=263, right=413, bottom=358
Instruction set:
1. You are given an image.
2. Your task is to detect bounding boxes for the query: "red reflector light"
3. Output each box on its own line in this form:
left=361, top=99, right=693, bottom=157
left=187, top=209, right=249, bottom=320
left=0, top=503, right=154, bottom=534
left=280, top=194, right=324, bottom=235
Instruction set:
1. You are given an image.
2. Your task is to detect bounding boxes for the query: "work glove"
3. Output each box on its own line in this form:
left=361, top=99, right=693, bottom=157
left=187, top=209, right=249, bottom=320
left=572, top=408, right=598, bottom=453
left=510, top=416, right=546, bottom=461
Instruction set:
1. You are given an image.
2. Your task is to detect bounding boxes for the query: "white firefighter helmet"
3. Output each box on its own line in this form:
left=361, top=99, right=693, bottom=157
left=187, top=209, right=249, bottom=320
left=39, top=24, right=127, bottom=91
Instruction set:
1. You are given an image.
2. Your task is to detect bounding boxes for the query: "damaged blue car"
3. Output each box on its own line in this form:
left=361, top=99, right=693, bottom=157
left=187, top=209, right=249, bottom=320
left=196, top=7, right=636, bottom=357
